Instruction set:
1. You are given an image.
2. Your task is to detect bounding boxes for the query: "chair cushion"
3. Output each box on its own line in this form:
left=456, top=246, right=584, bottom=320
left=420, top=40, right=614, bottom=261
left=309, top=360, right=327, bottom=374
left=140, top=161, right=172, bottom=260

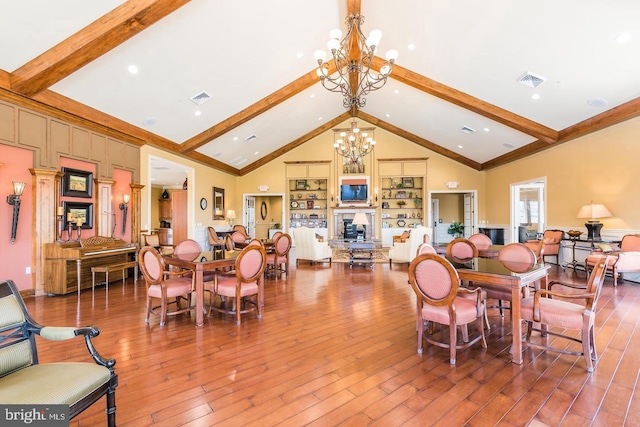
left=147, top=277, right=192, bottom=298
left=145, top=234, right=160, bottom=247
left=595, top=243, right=614, bottom=253
left=421, top=296, right=481, bottom=325
left=213, top=277, right=259, bottom=298
left=521, top=297, right=585, bottom=330
left=0, top=363, right=111, bottom=405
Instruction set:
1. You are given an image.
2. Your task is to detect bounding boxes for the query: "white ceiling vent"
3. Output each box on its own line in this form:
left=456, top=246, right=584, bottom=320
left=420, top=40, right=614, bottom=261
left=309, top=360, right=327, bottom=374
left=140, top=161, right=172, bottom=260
left=460, top=126, right=476, bottom=135
left=517, top=71, right=547, bottom=88
left=189, top=91, right=212, bottom=105
left=244, top=134, right=257, bottom=142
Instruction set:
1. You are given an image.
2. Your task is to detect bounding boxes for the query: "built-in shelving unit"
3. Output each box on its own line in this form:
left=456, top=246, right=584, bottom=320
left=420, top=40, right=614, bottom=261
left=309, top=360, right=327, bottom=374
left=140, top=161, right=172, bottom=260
left=379, top=176, right=424, bottom=228
left=288, top=179, right=328, bottom=230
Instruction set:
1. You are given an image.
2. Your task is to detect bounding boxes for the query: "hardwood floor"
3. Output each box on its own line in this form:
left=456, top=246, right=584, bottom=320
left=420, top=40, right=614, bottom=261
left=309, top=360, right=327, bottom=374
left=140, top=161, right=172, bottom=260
left=24, top=259, right=639, bottom=426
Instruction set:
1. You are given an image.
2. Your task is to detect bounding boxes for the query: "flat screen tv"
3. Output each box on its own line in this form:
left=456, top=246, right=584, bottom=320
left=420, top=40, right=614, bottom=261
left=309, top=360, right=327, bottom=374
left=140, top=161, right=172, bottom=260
left=340, top=184, right=368, bottom=202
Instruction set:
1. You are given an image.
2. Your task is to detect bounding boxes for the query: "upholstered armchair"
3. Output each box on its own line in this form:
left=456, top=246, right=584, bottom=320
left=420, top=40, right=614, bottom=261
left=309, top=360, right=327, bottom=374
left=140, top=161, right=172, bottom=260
left=0, top=279, right=118, bottom=426
left=292, top=226, right=332, bottom=265
left=539, top=229, right=563, bottom=264
left=389, top=226, right=432, bottom=265
left=585, top=234, right=640, bottom=287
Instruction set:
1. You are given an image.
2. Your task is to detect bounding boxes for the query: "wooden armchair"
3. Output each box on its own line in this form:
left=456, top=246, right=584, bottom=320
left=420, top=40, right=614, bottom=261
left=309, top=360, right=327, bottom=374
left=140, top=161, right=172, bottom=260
left=586, top=234, right=640, bottom=287
left=0, top=279, right=118, bottom=426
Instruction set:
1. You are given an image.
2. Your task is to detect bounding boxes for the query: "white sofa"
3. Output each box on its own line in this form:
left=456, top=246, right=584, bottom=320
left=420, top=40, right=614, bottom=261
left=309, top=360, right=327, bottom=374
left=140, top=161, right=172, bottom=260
left=292, top=227, right=333, bottom=265
left=389, top=226, right=433, bottom=265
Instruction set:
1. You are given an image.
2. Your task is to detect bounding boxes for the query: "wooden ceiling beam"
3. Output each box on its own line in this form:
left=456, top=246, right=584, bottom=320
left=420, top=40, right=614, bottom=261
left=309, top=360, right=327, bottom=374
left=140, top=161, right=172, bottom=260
left=10, top=0, right=191, bottom=96
left=240, top=113, right=352, bottom=175
left=179, top=66, right=334, bottom=154
left=373, top=57, right=558, bottom=144
left=356, top=111, right=482, bottom=171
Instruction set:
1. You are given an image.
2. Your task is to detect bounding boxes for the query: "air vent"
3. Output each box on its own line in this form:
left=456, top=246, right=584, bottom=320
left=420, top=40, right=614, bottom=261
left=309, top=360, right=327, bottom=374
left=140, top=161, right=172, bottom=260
left=517, top=72, right=546, bottom=88
left=244, top=134, right=257, bottom=142
left=189, top=91, right=212, bottom=106
left=460, top=126, right=476, bottom=135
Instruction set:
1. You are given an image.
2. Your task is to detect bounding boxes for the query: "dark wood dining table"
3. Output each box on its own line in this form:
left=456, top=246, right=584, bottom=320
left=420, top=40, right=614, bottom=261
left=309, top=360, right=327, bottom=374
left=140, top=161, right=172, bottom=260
left=446, top=256, right=550, bottom=364
left=163, top=248, right=240, bottom=327
left=436, top=243, right=503, bottom=258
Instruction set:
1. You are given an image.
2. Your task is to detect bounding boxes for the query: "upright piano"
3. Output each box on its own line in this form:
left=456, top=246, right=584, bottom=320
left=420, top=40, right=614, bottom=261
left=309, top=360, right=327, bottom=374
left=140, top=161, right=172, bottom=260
left=44, top=237, right=138, bottom=295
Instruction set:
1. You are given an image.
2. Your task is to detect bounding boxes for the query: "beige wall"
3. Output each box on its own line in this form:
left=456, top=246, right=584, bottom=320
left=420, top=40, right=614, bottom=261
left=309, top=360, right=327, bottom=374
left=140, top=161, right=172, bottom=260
left=485, top=116, right=640, bottom=231
left=434, top=193, right=464, bottom=223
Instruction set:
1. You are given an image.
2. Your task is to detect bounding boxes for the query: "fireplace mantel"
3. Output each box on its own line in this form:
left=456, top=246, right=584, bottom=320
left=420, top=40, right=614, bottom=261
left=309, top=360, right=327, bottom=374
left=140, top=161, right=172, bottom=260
left=332, top=208, right=377, bottom=239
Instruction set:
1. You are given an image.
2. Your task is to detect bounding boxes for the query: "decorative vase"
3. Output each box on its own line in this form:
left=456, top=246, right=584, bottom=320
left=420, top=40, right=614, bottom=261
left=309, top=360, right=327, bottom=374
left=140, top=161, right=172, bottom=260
left=183, top=178, right=188, bottom=190
left=162, top=189, right=169, bottom=199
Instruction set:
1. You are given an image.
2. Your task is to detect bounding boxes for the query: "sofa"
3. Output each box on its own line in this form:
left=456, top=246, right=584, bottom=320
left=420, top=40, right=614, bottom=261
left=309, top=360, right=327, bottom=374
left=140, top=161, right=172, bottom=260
left=389, top=226, right=433, bottom=265
left=292, top=227, right=333, bottom=265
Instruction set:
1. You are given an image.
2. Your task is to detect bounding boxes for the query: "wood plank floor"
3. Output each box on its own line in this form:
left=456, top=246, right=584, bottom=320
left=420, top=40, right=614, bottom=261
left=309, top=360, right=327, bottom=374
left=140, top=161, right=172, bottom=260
left=24, top=258, right=639, bottom=426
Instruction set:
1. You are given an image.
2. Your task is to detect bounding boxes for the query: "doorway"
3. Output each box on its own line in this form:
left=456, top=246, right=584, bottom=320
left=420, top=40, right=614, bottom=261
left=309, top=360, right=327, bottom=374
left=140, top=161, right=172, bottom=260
left=428, top=190, right=477, bottom=245
left=510, top=177, right=546, bottom=243
left=242, top=193, right=286, bottom=240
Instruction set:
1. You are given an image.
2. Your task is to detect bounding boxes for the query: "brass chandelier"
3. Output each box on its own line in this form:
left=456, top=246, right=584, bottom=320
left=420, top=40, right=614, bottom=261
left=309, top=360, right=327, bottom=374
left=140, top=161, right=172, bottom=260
left=333, top=119, right=376, bottom=164
left=314, top=12, right=398, bottom=113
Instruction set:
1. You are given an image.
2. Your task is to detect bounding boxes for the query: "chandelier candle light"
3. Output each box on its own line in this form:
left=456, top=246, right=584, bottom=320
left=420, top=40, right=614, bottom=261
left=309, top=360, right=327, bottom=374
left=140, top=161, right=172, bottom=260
left=333, top=119, right=376, bottom=164
left=314, top=12, right=398, bottom=114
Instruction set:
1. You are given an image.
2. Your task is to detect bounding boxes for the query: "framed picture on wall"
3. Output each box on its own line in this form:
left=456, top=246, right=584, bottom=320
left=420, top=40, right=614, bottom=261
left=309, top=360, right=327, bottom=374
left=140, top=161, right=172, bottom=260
left=402, top=177, right=414, bottom=188
left=61, top=167, right=93, bottom=198
left=296, top=180, right=307, bottom=190
left=63, top=202, right=94, bottom=229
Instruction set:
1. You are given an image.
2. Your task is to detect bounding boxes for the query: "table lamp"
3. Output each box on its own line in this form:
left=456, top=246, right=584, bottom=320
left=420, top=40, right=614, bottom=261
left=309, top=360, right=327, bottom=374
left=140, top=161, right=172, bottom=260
left=352, top=212, right=369, bottom=241
left=576, top=202, right=612, bottom=240
left=227, top=209, right=236, bottom=226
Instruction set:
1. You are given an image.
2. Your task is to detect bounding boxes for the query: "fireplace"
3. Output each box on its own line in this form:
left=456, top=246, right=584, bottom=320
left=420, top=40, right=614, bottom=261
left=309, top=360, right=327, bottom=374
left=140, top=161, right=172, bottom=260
left=343, top=219, right=366, bottom=240
left=333, top=208, right=376, bottom=240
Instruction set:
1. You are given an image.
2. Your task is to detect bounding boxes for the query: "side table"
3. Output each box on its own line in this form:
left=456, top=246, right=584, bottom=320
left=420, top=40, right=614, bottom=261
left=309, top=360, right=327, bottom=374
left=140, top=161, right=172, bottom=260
left=349, top=241, right=374, bottom=269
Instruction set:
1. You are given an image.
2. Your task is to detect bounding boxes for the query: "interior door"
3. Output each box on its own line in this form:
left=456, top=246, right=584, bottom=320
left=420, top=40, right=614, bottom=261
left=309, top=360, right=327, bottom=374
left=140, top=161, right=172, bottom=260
left=463, top=193, right=474, bottom=238
left=245, top=197, right=256, bottom=237
left=511, top=179, right=546, bottom=243
left=431, top=198, right=440, bottom=244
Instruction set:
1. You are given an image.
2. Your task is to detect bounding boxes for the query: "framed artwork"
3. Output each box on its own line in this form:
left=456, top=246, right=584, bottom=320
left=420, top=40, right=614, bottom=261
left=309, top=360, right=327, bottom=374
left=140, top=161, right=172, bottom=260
left=61, top=167, right=93, bottom=198
left=403, top=177, right=414, bottom=188
left=63, top=202, right=93, bottom=229
left=296, top=180, right=307, bottom=190
left=306, top=200, right=315, bottom=209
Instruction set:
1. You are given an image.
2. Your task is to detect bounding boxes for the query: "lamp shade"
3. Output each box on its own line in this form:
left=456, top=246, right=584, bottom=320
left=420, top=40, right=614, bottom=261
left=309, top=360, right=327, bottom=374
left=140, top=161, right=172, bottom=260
left=352, top=212, right=369, bottom=226
left=226, top=209, right=236, bottom=219
left=12, top=181, right=26, bottom=196
left=576, top=203, right=613, bottom=220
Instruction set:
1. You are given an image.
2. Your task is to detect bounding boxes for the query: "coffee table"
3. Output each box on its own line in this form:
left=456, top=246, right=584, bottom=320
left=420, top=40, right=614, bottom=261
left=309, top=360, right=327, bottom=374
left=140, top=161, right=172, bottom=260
left=348, top=241, right=375, bottom=268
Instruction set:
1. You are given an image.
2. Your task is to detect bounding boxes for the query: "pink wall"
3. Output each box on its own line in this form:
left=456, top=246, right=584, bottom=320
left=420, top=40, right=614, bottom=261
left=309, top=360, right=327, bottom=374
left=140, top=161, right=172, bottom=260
left=113, top=168, right=132, bottom=242
left=0, top=145, right=34, bottom=291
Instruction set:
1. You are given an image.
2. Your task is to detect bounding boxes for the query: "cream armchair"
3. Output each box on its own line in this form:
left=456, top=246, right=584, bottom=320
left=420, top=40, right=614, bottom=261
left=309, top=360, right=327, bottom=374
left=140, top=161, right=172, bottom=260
left=389, top=226, right=432, bottom=265
left=292, top=227, right=332, bottom=265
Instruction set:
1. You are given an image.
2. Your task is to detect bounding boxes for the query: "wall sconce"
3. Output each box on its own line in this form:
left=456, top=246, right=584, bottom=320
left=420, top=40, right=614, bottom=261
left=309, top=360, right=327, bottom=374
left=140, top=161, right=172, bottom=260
left=119, top=194, right=130, bottom=236
left=6, top=181, right=26, bottom=244
left=226, top=209, right=236, bottom=227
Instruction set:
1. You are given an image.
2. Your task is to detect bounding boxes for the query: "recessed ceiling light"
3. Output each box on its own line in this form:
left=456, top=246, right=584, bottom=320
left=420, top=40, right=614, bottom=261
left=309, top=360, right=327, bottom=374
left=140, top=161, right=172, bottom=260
left=615, top=32, right=631, bottom=44
left=233, top=137, right=238, bottom=141
left=128, top=65, right=138, bottom=74
left=531, top=93, right=540, bottom=100
left=194, top=110, right=201, bottom=116
left=386, top=113, right=391, bottom=118
left=254, top=151, right=259, bottom=155
left=318, top=117, right=323, bottom=120
left=394, top=89, right=399, bottom=95
left=142, top=118, right=157, bottom=126
left=296, top=52, right=304, bottom=59
left=310, top=93, right=315, bottom=98
left=458, top=145, right=463, bottom=149
left=587, top=97, right=608, bottom=108
left=408, top=43, right=415, bottom=50
left=483, top=128, right=490, bottom=132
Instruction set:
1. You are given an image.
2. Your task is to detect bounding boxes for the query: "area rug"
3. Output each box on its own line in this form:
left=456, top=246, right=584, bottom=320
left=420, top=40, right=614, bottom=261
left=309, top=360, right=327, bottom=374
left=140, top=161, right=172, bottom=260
left=331, top=247, right=390, bottom=263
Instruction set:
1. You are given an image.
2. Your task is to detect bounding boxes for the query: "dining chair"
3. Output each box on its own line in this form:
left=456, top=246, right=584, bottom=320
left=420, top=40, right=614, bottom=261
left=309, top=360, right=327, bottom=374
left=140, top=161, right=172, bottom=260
left=521, top=255, right=610, bottom=372
left=416, top=242, right=437, bottom=256
left=209, top=244, right=267, bottom=324
left=585, top=234, right=640, bottom=287
left=231, top=230, right=249, bottom=248
left=207, top=226, right=224, bottom=249
left=266, top=233, right=292, bottom=278
left=138, top=246, right=193, bottom=327
left=480, top=243, right=536, bottom=317
left=468, top=233, right=492, bottom=250
left=408, top=254, right=486, bottom=364
left=446, top=238, right=478, bottom=261
left=233, top=224, right=251, bottom=239
left=540, top=229, right=564, bottom=264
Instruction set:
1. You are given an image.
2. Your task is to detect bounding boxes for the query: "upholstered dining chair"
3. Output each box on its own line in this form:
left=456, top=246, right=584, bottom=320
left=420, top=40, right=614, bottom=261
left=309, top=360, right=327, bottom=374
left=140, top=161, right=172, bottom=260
left=266, top=233, right=292, bottom=278
left=209, top=244, right=267, bottom=324
left=231, top=230, right=250, bottom=248
left=138, top=246, right=193, bottom=326
left=233, top=224, right=251, bottom=239
left=585, top=234, right=640, bottom=287
left=207, top=226, right=224, bottom=248
left=540, top=229, right=564, bottom=264
left=479, top=243, right=537, bottom=318
left=521, top=255, right=610, bottom=372
left=446, top=238, right=478, bottom=261
left=408, top=254, right=486, bottom=364
left=416, top=242, right=437, bottom=256
left=468, top=233, right=492, bottom=250
left=523, top=238, right=545, bottom=263
left=173, top=239, right=215, bottom=285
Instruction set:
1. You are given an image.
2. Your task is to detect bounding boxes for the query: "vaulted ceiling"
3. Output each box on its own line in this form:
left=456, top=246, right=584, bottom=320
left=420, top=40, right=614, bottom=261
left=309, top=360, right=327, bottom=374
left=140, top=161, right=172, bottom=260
left=2, top=0, right=640, bottom=184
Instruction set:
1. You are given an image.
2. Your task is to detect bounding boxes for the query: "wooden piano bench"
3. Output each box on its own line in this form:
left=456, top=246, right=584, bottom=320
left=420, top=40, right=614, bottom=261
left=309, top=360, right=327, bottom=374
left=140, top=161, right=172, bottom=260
left=91, top=261, right=138, bottom=292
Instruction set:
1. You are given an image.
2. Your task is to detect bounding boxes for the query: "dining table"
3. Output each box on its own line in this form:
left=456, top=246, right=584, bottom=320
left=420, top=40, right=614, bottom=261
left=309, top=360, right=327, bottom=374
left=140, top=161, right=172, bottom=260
left=436, top=243, right=503, bottom=259
left=163, top=248, right=240, bottom=327
left=446, top=256, right=550, bottom=364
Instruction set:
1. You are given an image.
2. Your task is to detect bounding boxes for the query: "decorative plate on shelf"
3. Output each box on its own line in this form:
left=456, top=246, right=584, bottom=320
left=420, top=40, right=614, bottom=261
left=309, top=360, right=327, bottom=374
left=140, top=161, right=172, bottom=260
left=397, top=219, right=406, bottom=227
left=290, top=201, right=298, bottom=208
left=297, top=193, right=302, bottom=199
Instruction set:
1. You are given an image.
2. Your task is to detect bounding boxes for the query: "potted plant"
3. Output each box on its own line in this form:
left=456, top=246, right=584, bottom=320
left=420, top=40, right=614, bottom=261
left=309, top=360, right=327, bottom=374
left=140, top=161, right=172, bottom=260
left=447, top=222, right=464, bottom=238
